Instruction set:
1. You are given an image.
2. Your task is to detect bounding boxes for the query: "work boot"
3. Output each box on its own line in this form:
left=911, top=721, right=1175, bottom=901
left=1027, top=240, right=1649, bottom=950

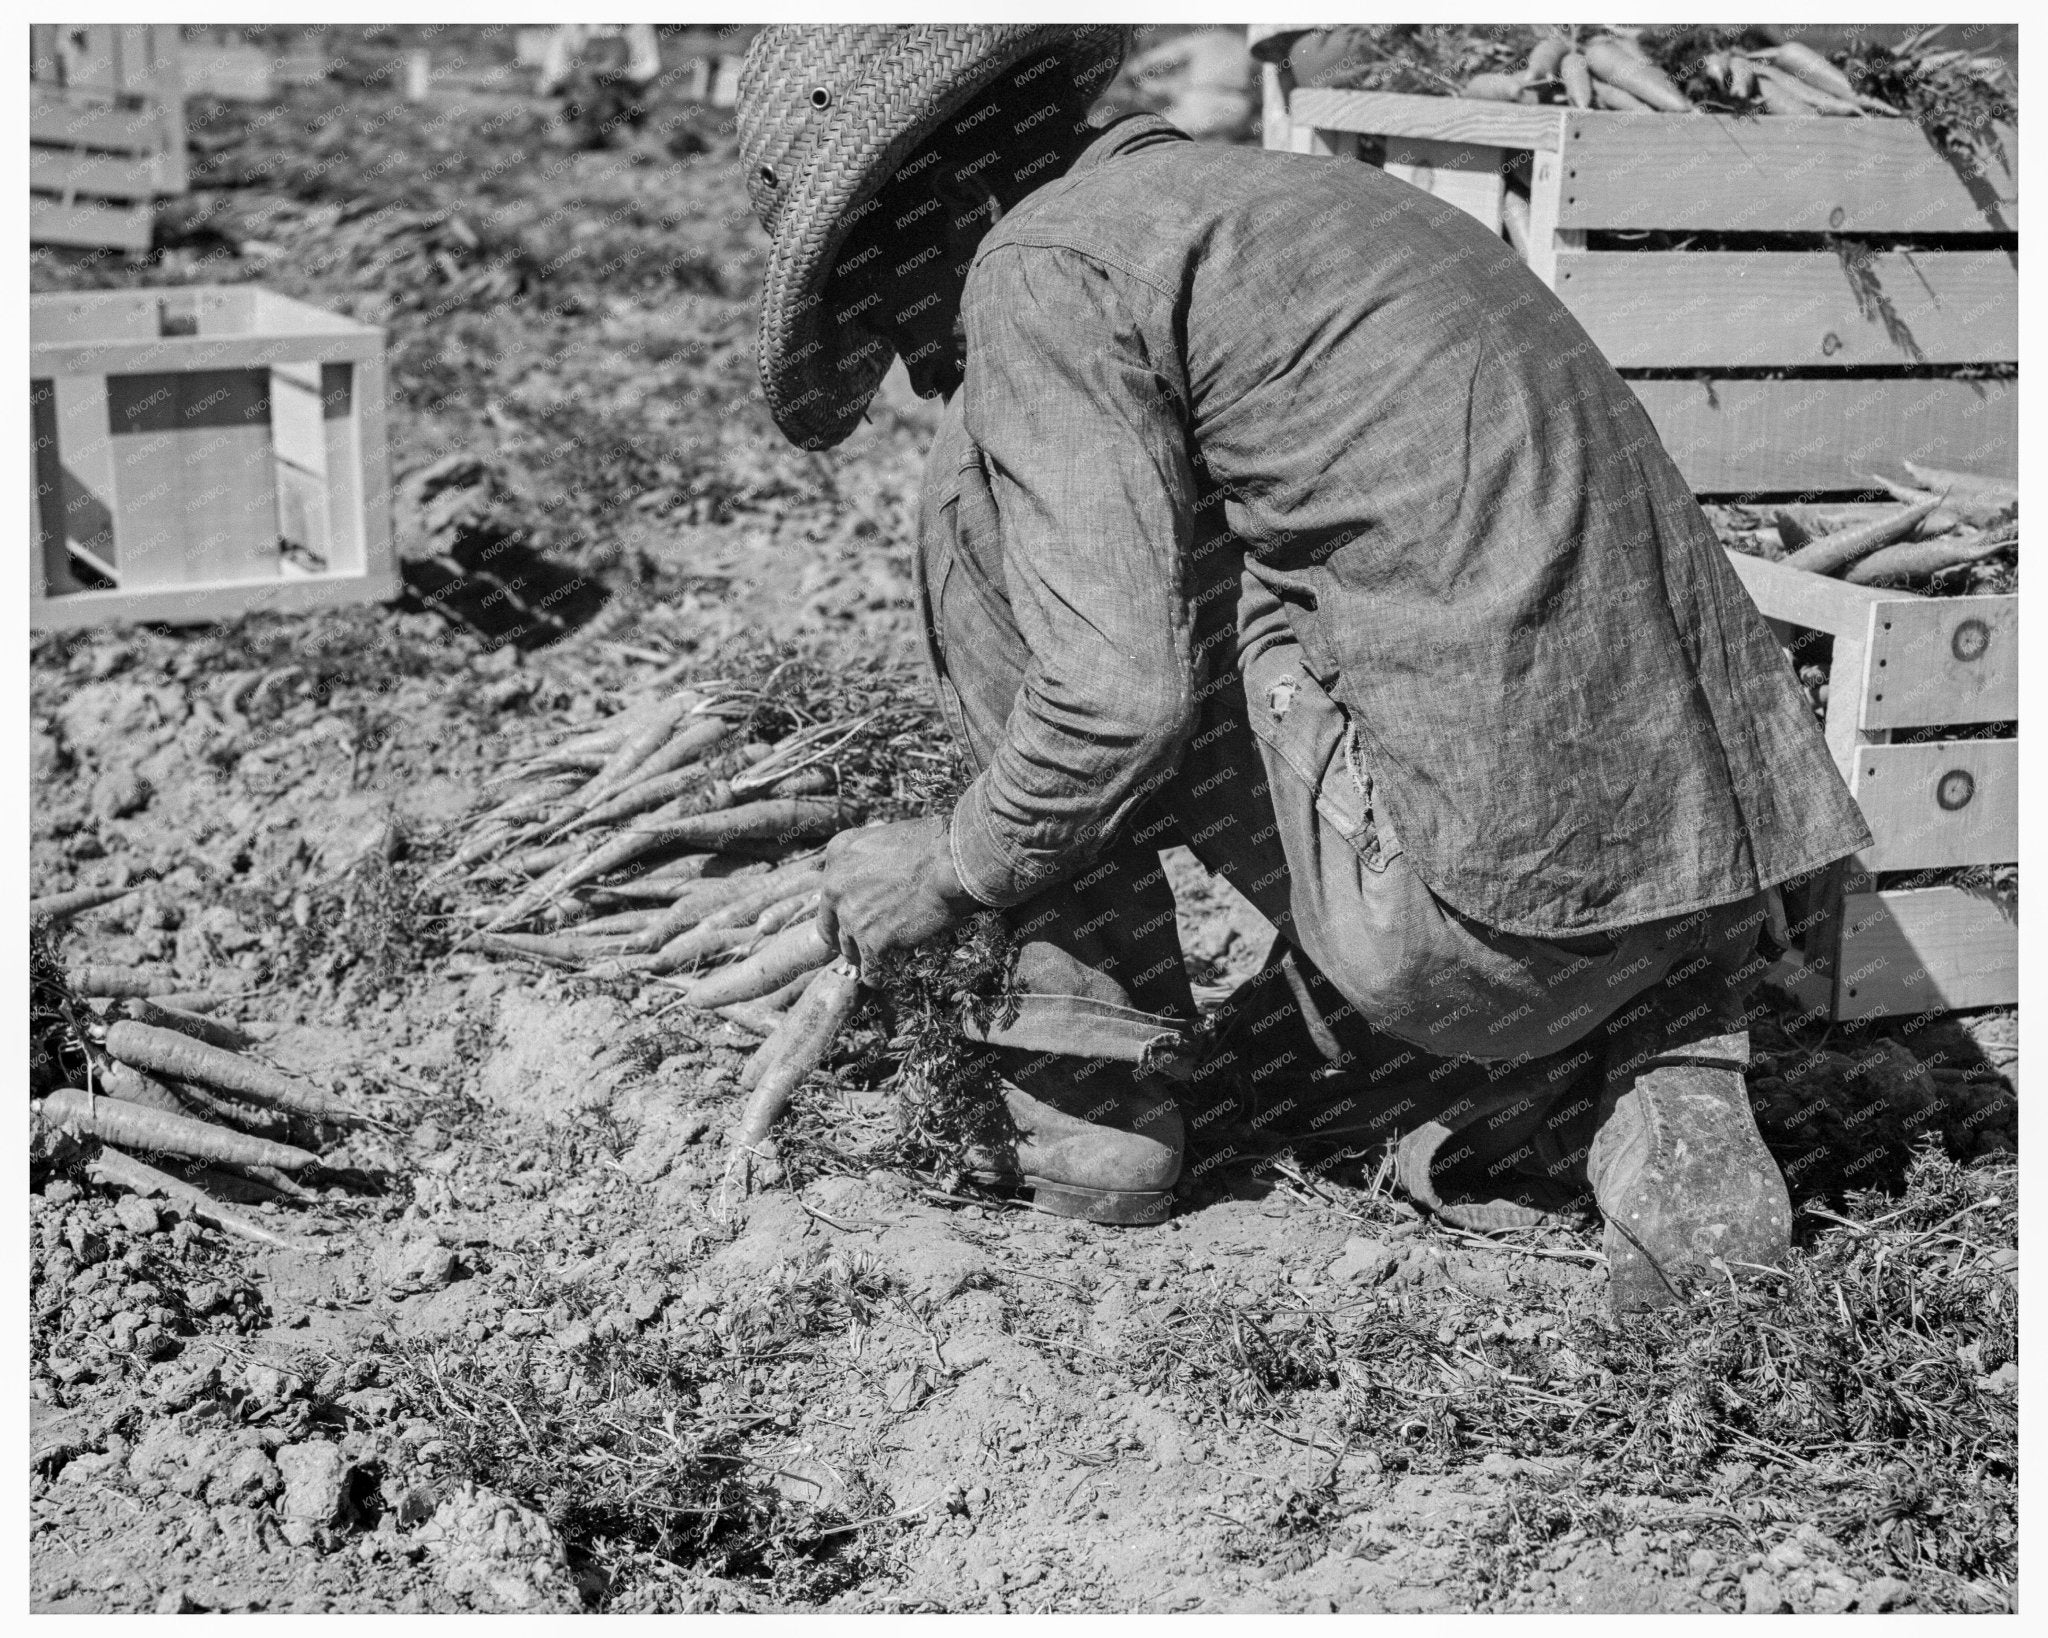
left=971, top=1077, right=1185, bottom=1226
left=1587, top=1009, right=1791, bottom=1313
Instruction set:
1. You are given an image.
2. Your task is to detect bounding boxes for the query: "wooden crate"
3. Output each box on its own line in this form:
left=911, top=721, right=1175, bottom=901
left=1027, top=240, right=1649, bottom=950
left=31, top=287, right=398, bottom=629
left=1725, top=551, right=2016, bottom=1021
left=1262, top=78, right=2018, bottom=496
left=30, top=25, right=187, bottom=251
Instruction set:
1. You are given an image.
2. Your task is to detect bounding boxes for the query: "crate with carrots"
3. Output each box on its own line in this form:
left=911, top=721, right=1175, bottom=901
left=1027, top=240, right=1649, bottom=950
left=1721, top=469, right=2017, bottom=1022
left=1255, top=24, right=2017, bottom=497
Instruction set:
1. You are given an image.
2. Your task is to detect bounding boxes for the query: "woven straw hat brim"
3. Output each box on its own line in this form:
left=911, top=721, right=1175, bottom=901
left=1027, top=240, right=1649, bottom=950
left=743, top=25, right=1128, bottom=450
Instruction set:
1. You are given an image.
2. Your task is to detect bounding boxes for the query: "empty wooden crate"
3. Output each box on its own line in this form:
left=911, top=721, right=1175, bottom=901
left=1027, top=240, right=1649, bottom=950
left=1264, top=84, right=2018, bottom=496
left=1727, top=551, right=2016, bottom=1021
left=31, top=286, right=398, bottom=629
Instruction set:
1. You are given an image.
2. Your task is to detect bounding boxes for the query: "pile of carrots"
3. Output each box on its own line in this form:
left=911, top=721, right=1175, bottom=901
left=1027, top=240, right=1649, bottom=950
left=1460, top=26, right=1973, bottom=117
left=30, top=894, right=370, bottom=1253
left=441, top=683, right=882, bottom=1192
left=1770, top=462, right=2018, bottom=587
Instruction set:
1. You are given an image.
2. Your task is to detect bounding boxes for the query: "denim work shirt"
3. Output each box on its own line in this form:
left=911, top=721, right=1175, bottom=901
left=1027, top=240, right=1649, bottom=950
left=934, top=114, right=1871, bottom=936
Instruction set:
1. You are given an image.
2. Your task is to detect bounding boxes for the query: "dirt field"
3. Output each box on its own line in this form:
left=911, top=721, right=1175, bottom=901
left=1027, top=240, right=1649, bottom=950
left=30, top=39, right=2017, bottom=1614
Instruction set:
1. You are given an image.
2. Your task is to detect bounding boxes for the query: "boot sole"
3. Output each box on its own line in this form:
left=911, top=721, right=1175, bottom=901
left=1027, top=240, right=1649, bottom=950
left=964, top=1167, right=1176, bottom=1226
left=1602, top=1083, right=1793, bottom=1314
left=1022, top=1175, right=1174, bottom=1226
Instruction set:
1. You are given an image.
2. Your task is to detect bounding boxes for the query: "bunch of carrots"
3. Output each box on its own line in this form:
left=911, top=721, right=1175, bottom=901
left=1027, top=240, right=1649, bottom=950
left=1771, top=462, right=2018, bottom=587
left=1460, top=26, right=1997, bottom=119
left=440, top=676, right=891, bottom=1195
left=30, top=895, right=370, bottom=1253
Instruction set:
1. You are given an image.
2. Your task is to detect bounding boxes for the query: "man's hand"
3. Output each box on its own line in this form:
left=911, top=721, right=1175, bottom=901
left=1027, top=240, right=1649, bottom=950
left=816, top=815, right=973, bottom=976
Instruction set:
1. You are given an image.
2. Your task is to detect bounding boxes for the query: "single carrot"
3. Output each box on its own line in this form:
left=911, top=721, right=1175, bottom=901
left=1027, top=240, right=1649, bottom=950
left=639, top=923, right=758, bottom=978
left=38, top=1088, right=318, bottom=1170
left=573, top=907, right=665, bottom=936
left=98, top=1059, right=190, bottom=1116
left=1592, top=79, right=1652, bottom=111
left=1781, top=494, right=1947, bottom=575
left=1844, top=532, right=2015, bottom=585
left=753, top=890, right=821, bottom=939
left=1524, top=35, right=1569, bottom=82
left=1747, top=59, right=1860, bottom=115
left=88, top=1146, right=332, bottom=1255
left=468, top=931, right=593, bottom=968
left=30, top=883, right=136, bottom=924
left=1582, top=38, right=1695, bottom=111
left=552, top=793, right=837, bottom=902
left=736, top=970, right=825, bottom=1087
left=729, top=962, right=863, bottom=1161
left=65, top=966, right=185, bottom=1001
left=583, top=876, right=723, bottom=905
left=679, top=919, right=836, bottom=1010
left=121, top=997, right=255, bottom=1053
left=154, top=991, right=226, bottom=1015
left=1754, top=41, right=1858, bottom=102
left=1901, top=460, right=2017, bottom=517
left=1462, top=72, right=1522, bottom=102
left=104, top=1021, right=365, bottom=1125
left=1560, top=51, right=1594, bottom=108
left=161, top=1073, right=297, bottom=1142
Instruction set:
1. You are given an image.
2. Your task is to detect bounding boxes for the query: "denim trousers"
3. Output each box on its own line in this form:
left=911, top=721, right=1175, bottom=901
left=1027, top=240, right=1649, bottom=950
left=916, top=488, right=1775, bottom=1183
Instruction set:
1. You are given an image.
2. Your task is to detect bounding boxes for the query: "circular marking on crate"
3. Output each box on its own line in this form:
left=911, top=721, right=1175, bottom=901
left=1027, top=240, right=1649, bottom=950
left=1829, top=206, right=1847, bottom=229
left=1937, top=769, right=1975, bottom=812
left=1821, top=331, right=1842, bottom=356
left=1951, top=617, right=1991, bottom=663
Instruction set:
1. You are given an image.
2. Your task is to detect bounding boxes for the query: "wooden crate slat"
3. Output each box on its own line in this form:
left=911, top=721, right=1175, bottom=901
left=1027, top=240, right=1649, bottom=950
left=1383, top=136, right=1506, bottom=234
left=33, top=332, right=382, bottom=381
left=48, top=376, right=121, bottom=575
left=32, top=196, right=154, bottom=252
left=30, top=147, right=161, bottom=204
left=30, top=568, right=404, bottom=632
left=1722, top=547, right=1892, bottom=638
left=29, top=90, right=163, bottom=155
left=1859, top=592, right=2018, bottom=729
left=1291, top=88, right=1565, bottom=151
left=1557, top=114, right=2017, bottom=233
left=1626, top=376, right=2017, bottom=495
left=1556, top=251, right=2018, bottom=368
left=1835, top=885, right=2017, bottom=1017
left=1850, top=739, right=2016, bottom=871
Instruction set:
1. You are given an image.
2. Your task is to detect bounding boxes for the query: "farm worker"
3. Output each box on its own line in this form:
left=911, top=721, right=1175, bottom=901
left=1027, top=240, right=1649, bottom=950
left=734, top=27, right=1871, bottom=1308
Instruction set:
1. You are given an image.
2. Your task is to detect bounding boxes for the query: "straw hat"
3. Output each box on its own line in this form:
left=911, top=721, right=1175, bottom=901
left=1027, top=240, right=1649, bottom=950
left=738, top=25, right=1130, bottom=449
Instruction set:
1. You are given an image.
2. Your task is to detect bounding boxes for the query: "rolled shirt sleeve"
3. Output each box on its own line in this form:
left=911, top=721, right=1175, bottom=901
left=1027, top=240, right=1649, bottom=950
left=949, top=244, right=1199, bottom=907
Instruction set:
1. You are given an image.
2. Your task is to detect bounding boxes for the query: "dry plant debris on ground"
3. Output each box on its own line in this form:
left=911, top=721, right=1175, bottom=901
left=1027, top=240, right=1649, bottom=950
left=29, top=27, right=2018, bottom=1614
